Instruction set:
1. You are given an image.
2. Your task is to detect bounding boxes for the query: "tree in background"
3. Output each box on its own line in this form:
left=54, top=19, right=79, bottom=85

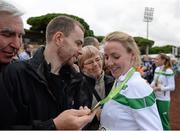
left=25, top=14, right=179, bottom=56
left=149, top=45, right=179, bottom=54
left=95, top=36, right=104, bottom=44
left=134, top=37, right=154, bottom=55
left=26, top=13, right=94, bottom=44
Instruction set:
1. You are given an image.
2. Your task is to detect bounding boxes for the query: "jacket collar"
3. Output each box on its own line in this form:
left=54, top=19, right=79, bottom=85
left=117, top=67, right=134, bottom=82
left=27, top=47, right=47, bottom=81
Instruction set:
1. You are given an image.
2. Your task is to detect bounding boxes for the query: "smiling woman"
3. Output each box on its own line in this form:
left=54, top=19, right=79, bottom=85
left=78, top=45, right=103, bottom=79
left=78, top=45, right=114, bottom=129
left=100, top=31, right=163, bottom=130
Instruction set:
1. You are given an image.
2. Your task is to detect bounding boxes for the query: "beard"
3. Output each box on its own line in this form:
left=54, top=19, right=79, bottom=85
left=57, top=48, right=76, bottom=66
left=67, top=56, right=77, bottom=66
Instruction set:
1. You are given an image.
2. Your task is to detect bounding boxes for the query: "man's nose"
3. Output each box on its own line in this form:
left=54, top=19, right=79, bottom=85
left=78, top=48, right=83, bottom=55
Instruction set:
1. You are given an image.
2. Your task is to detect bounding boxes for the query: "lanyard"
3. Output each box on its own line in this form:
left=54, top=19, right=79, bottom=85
left=155, top=70, right=174, bottom=76
left=91, top=67, right=136, bottom=112
left=155, top=70, right=164, bottom=76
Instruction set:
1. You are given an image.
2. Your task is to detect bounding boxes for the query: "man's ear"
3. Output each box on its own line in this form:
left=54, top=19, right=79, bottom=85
left=53, top=32, right=64, bottom=46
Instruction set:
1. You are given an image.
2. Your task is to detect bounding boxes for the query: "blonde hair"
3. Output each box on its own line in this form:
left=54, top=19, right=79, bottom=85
left=78, top=45, right=101, bottom=70
left=103, top=31, right=141, bottom=67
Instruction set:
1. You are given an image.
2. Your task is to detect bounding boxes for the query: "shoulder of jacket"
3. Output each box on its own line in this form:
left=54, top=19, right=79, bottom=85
left=123, top=72, right=153, bottom=98
left=165, top=68, right=174, bottom=74
left=5, top=61, right=28, bottom=74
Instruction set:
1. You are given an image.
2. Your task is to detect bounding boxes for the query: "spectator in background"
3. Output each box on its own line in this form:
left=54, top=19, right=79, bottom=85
left=78, top=45, right=114, bottom=129
left=136, top=63, right=145, bottom=77
left=0, top=5, right=96, bottom=129
left=151, top=53, right=175, bottom=130
left=171, top=58, right=178, bottom=74
left=74, top=36, right=101, bottom=73
left=142, top=55, right=155, bottom=83
left=100, top=31, right=163, bottom=130
left=18, top=44, right=32, bottom=60
left=83, top=36, right=100, bottom=50
left=83, top=36, right=113, bottom=76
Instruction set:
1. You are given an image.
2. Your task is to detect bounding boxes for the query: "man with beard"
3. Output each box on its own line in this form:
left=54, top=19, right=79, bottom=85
left=0, top=1, right=96, bottom=129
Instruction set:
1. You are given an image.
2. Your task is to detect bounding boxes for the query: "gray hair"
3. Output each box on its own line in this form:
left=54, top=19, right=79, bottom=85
left=0, top=0, right=23, bottom=16
left=83, top=36, right=100, bottom=49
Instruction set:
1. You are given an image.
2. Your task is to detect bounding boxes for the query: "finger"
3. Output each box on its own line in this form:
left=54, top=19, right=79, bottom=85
left=76, top=112, right=96, bottom=129
left=79, top=106, right=83, bottom=110
left=83, top=106, right=88, bottom=110
left=73, top=108, right=91, bottom=117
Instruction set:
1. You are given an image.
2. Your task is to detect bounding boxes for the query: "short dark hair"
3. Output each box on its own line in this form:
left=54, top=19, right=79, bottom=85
left=83, top=36, right=99, bottom=47
left=46, top=16, right=85, bottom=42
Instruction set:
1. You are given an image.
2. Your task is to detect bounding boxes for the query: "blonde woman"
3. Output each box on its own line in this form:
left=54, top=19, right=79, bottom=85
left=100, top=31, right=163, bottom=130
left=151, top=53, right=175, bottom=130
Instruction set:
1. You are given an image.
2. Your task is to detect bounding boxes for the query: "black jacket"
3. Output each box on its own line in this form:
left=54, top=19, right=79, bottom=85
left=0, top=47, right=88, bottom=129
left=81, top=72, right=114, bottom=130
left=0, top=64, right=6, bottom=73
left=81, top=73, right=114, bottom=108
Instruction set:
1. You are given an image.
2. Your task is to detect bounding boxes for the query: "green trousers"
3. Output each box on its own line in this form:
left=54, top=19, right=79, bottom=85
left=156, top=100, right=170, bottom=130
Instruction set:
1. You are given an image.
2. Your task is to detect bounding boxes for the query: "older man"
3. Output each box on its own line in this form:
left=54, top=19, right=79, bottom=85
left=0, top=0, right=24, bottom=72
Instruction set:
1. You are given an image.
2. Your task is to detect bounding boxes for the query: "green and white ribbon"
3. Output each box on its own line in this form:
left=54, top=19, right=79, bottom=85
left=91, top=67, right=136, bottom=111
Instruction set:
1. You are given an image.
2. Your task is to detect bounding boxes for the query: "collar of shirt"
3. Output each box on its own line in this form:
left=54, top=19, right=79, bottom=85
left=117, top=67, right=134, bottom=82
left=96, top=71, right=105, bottom=85
left=158, top=65, right=164, bottom=70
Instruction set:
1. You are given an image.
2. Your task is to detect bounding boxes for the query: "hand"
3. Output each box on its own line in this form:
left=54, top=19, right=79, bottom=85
left=53, top=106, right=96, bottom=130
left=151, top=84, right=156, bottom=89
left=153, top=85, right=161, bottom=91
